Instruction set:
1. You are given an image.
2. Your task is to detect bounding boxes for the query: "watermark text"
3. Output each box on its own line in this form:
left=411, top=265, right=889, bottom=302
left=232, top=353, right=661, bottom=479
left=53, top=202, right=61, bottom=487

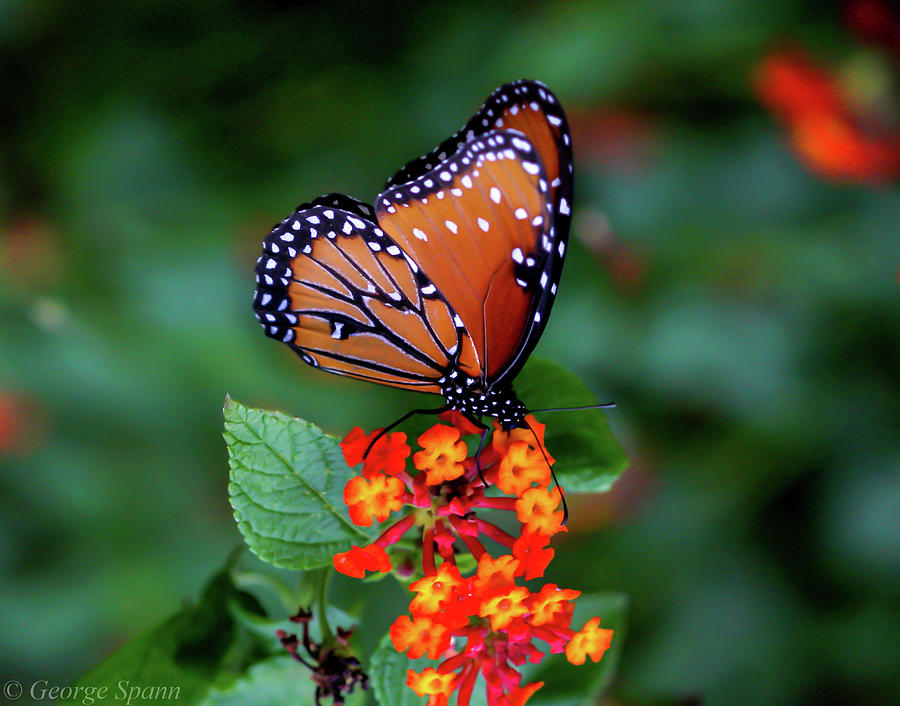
left=3, top=679, right=181, bottom=705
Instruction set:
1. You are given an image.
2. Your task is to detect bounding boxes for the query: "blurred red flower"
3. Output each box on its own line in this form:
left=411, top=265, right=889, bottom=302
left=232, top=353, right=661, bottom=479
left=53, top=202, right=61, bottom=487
left=755, top=48, right=900, bottom=183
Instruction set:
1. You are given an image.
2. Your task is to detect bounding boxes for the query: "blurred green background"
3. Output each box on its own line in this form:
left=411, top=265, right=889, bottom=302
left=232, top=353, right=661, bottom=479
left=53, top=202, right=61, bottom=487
left=1, top=1, right=898, bottom=704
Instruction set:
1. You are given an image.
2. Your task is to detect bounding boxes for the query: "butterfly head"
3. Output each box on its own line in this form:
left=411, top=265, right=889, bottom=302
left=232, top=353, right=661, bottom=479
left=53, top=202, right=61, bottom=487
left=439, top=372, right=527, bottom=430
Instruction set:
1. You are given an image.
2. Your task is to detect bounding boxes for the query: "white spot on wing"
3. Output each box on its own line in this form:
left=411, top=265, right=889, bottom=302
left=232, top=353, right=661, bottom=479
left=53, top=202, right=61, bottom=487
left=445, top=220, right=458, bottom=234
left=413, top=228, right=428, bottom=241
left=512, top=136, right=531, bottom=151
left=477, top=217, right=490, bottom=232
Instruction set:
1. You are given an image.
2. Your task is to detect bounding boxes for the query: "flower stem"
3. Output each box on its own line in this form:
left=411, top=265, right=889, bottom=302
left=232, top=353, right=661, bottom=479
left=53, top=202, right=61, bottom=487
left=311, top=567, right=334, bottom=644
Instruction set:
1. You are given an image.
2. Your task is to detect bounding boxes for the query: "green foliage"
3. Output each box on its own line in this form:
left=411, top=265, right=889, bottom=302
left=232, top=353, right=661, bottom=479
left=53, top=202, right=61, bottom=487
left=60, top=569, right=269, bottom=706
left=224, top=398, right=370, bottom=570
left=516, top=358, right=628, bottom=492
left=199, top=657, right=314, bottom=705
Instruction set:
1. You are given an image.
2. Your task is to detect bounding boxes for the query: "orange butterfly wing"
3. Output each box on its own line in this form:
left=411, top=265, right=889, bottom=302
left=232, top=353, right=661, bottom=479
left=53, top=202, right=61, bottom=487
left=376, top=131, right=552, bottom=382
left=383, top=79, right=572, bottom=386
left=254, top=195, right=477, bottom=392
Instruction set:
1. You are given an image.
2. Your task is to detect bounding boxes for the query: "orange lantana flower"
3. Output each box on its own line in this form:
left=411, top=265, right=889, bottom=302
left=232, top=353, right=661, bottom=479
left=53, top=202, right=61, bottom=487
left=529, top=584, right=581, bottom=626
left=515, top=486, right=566, bottom=536
left=473, top=553, right=520, bottom=594
left=496, top=441, right=551, bottom=497
left=343, top=473, right=405, bottom=527
left=479, top=585, right=530, bottom=631
left=406, top=668, right=457, bottom=704
left=409, top=562, right=464, bottom=616
left=492, top=414, right=555, bottom=464
left=390, top=615, right=450, bottom=660
left=565, top=616, right=615, bottom=665
left=413, top=424, right=468, bottom=485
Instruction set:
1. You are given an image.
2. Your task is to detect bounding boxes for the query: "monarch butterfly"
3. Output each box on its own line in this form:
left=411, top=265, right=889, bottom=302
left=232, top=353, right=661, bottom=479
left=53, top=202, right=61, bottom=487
left=253, top=79, right=575, bottom=433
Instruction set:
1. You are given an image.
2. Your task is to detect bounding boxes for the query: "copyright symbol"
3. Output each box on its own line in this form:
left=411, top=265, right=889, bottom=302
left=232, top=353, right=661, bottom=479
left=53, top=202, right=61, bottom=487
left=3, top=680, right=23, bottom=699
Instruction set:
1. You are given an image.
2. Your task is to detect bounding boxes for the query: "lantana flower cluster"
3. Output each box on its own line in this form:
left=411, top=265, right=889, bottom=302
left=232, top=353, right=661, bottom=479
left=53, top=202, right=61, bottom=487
left=333, top=411, right=614, bottom=706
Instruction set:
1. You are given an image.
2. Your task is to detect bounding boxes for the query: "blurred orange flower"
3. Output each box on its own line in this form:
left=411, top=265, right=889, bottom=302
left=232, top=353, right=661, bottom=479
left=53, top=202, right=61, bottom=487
left=755, top=48, right=900, bottom=183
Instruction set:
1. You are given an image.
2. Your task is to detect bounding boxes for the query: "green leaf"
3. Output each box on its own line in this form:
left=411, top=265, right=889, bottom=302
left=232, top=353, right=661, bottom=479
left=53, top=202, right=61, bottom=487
left=369, top=632, right=429, bottom=705
left=514, top=358, right=628, bottom=493
left=527, top=592, right=629, bottom=706
left=61, top=569, right=269, bottom=705
left=199, top=656, right=314, bottom=705
left=224, top=397, right=370, bottom=570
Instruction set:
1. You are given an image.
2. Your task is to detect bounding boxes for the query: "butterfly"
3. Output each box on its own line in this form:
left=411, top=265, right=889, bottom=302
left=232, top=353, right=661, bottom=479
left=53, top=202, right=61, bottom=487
left=253, top=79, right=573, bottom=433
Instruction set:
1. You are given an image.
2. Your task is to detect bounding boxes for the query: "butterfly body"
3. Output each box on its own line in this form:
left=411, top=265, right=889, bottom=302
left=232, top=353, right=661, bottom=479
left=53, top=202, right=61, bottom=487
left=439, top=373, right=527, bottom=430
left=254, top=80, right=572, bottom=430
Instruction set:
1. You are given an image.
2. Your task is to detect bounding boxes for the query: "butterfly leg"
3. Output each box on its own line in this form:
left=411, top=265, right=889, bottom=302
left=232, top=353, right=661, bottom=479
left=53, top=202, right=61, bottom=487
left=524, top=416, right=569, bottom=525
left=364, top=406, right=447, bottom=459
left=462, top=413, right=492, bottom=487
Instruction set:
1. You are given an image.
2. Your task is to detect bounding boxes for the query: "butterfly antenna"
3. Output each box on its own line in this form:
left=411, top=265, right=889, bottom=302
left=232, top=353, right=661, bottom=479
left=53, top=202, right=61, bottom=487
left=524, top=417, right=569, bottom=525
left=364, top=406, right=446, bottom=459
left=528, top=402, right=616, bottom=414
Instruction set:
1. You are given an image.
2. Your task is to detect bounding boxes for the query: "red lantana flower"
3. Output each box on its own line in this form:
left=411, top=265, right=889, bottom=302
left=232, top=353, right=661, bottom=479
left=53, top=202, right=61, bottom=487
left=340, top=426, right=410, bottom=478
left=334, top=418, right=616, bottom=705
left=332, top=544, right=392, bottom=579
